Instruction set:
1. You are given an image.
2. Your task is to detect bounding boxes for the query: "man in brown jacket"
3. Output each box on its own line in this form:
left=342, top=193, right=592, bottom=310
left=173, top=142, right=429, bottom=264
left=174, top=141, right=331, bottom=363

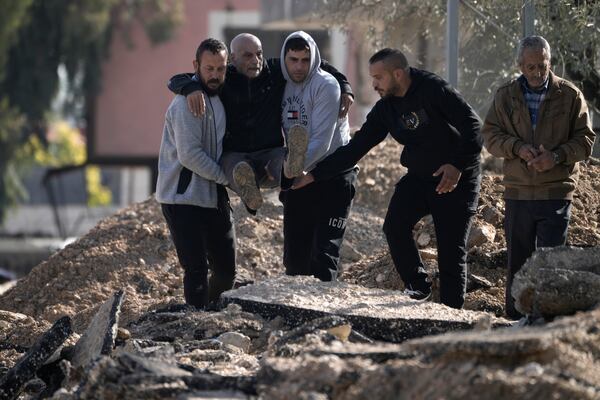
left=482, top=36, right=596, bottom=319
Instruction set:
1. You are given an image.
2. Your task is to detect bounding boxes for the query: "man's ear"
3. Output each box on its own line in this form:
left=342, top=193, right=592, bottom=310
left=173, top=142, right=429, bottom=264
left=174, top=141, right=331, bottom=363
left=392, top=68, right=404, bottom=82
left=193, top=59, right=199, bottom=71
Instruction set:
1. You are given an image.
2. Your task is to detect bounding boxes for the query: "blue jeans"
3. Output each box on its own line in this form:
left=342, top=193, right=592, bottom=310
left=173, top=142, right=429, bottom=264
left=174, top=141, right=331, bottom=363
left=504, top=199, right=572, bottom=319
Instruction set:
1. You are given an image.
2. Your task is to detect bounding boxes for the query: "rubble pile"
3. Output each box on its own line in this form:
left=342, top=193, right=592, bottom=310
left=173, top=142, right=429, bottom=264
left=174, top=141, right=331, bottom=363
left=0, top=140, right=599, bottom=398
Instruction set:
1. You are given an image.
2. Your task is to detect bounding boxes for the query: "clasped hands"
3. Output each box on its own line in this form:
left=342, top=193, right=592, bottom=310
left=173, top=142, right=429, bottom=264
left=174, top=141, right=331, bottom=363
left=518, top=144, right=556, bottom=172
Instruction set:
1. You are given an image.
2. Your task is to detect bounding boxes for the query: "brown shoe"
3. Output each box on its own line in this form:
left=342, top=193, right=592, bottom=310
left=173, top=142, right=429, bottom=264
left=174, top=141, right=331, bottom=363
left=284, top=124, right=309, bottom=178
left=232, top=161, right=263, bottom=210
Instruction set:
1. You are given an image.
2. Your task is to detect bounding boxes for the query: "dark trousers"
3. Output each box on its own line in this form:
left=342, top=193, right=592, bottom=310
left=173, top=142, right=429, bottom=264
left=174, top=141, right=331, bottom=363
left=280, top=169, right=357, bottom=281
left=383, top=174, right=480, bottom=309
left=504, top=199, right=571, bottom=319
left=161, top=187, right=236, bottom=308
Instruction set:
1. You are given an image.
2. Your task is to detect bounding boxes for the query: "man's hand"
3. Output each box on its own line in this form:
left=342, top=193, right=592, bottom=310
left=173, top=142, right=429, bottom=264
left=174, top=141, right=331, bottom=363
left=433, top=164, right=462, bottom=194
left=338, top=94, right=354, bottom=118
left=527, top=144, right=555, bottom=172
left=187, top=90, right=206, bottom=117
left=517, top=144, right=539, bottom=162
left=291, top=173, right=314, bottom=189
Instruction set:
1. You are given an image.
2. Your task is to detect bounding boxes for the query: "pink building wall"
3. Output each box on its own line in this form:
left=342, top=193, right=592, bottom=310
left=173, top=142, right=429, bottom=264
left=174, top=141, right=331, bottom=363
left=92, top=0, right=259, bottom=160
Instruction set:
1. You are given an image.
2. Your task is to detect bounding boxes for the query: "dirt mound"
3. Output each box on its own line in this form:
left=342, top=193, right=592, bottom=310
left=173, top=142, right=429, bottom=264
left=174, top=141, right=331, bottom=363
left=1, top=147, right=597, bottom=334
left=0, top=196, right=386, bottom=334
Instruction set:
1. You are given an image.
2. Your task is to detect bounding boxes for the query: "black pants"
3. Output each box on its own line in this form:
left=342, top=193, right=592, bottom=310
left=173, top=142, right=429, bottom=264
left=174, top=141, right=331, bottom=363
left=161, top=187, right=236, bottom=308
left=504, top=199, right=571, bottom=319
left=280, top=169, right=357, bottom=281
left=383, top=173, right=480, bottom=309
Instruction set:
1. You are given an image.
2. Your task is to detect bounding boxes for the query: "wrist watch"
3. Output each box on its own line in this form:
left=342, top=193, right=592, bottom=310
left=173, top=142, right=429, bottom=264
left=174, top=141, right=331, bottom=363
left=551, top=151, right=560, bottom=165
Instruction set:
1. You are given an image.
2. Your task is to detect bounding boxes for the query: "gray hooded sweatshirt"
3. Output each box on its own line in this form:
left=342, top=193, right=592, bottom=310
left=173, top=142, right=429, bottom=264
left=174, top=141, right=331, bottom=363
left=156, top=87, right=228, bottom=208
left=280, top=31, right=350, bottom=173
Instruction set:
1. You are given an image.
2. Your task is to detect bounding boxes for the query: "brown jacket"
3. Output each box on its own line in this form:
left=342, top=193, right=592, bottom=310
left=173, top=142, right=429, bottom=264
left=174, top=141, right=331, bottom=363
left=482, top=71, right=595, bottom=200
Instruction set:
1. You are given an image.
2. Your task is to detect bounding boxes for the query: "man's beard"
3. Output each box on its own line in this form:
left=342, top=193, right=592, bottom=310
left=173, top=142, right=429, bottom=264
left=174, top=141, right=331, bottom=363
left=202, top=79, right=222, bottom=96
left=379, top=81, right=402, bottom=98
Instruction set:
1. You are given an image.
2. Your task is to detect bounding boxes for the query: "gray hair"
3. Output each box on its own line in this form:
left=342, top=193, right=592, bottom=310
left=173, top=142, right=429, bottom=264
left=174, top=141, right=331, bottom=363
left=517, top=36, right=551, bottom=65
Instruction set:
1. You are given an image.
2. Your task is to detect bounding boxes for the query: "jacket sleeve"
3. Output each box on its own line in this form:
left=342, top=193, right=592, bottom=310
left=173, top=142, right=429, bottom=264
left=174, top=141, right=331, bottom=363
left=554, top=90, right=596, bottom=164
left=167, top=100, right=228, bottom=185
left=434, top=82, right=483, bottom=170
left=481, top=90, right=523, bottom=160
left=167, top=73, right=203, bottom=96
left=304, top=82, right=341, bottom=170
left=320, top=59, right=354, bottom=98
left=311, top=103, right=388, bottom=181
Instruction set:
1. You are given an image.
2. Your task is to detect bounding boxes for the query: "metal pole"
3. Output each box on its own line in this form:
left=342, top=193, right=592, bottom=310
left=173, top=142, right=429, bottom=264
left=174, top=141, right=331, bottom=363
left=447, top=0, right=459, bottom=86
left=522, top=0, right=535, bottom=37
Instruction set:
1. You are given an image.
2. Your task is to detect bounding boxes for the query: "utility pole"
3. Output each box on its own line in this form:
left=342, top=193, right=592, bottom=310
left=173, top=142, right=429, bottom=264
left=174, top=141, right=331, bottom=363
left=522, top=0, right=535, bottom=37
left=446, top=0, right=459, bottom=86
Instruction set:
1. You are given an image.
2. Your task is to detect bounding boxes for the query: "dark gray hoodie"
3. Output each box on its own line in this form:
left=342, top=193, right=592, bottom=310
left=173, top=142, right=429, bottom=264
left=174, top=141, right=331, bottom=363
left=280, top=31, right=350, bottom=172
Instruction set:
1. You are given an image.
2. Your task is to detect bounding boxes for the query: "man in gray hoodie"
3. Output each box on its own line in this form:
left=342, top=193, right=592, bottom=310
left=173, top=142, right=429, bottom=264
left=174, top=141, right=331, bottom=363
left=156, top=38, right=235, bottom=309
left=279, top=31, right=356, bottom=282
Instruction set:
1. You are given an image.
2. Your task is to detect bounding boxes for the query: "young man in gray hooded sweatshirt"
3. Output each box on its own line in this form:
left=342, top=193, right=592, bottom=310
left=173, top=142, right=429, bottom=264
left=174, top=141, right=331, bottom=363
left=279, top=31, right=356, bottom=281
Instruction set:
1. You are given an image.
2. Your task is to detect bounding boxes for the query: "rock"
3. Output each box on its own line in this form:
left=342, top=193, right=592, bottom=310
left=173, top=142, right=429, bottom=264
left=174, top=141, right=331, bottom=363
left=512, top=246, right=600, bottom=317
left=467, top=273, right=493, bottom=292
left=117, top=327, right=131, bottom=341
left=71, top=290, right=125, bottom=369
left=220, top=276, right=510, bottom=343
left=419, top=248, right=437, bottom=261
left=270, top=316, right=351, bottom=352
left=468, top=221, right=496, bottom=247
left=0, top=316, right=72, bottom=400
left=339, top=242, right=363, bottom=262
left=481, top=205, right=503, bottom=226
left=216, top=332, right=251, bottom=353
left=416, top=232, right=431, bottom=247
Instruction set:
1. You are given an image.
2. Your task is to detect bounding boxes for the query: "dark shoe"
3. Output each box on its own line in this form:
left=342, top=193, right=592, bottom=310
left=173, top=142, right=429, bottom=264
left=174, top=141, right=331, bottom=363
left=403, top=283, right=432, bottom=301
left=233, top=161, right=263, bottom=210
left=284, top=124, right=309, bottom=178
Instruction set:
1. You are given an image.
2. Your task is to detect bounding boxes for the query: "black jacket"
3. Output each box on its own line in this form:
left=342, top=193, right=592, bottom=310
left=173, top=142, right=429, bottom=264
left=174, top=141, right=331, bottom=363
left=168, top=58, right=353, bottom=153
left=312, top=68, right=482, bottom=183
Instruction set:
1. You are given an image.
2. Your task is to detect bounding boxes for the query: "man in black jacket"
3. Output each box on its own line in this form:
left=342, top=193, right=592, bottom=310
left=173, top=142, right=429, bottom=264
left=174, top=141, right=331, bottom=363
left=295, top=48, right=483, bottom=309
left=168, top=33, right=353, bottom=211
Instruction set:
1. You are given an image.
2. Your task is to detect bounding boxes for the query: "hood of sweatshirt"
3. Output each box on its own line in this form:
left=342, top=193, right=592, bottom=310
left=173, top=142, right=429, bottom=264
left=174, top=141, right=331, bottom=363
left=280, top=31, right=321, bottom=85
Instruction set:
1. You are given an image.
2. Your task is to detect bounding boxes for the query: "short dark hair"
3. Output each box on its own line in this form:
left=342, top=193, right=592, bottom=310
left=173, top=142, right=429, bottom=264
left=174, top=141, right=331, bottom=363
left=369, top=48, right=409, bottom=70
left=284, top=37, right=310, bottom=55
left=196, top=38, right=228, bottom=61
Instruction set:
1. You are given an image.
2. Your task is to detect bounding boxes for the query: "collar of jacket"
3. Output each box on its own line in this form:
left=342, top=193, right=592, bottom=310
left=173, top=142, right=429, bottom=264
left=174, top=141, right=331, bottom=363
left=509, top=71, right=565, bottom=104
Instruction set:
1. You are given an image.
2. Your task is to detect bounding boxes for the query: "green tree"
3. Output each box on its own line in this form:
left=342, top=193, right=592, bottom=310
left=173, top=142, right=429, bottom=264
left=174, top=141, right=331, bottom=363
left=319, top=0, right=600, bottom=114
left=0, top=0, right=182, bottom=224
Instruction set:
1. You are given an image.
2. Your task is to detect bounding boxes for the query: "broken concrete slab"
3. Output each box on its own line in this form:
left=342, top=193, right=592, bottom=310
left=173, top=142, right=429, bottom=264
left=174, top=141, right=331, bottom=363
left=220, top=276, right=510, bottom=343
left=256, top=308, right=600, bottom=400
left=75, top=352, right=257, bottom=398
left=177, top=391, right=250, bottom=399
left=512, top=246, right=600, bottom=317
left=0, top=316, right=72, bottom=400
left=71, top=290, right=124, bottom=369
left=129, top=303, right=265, bottom=342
